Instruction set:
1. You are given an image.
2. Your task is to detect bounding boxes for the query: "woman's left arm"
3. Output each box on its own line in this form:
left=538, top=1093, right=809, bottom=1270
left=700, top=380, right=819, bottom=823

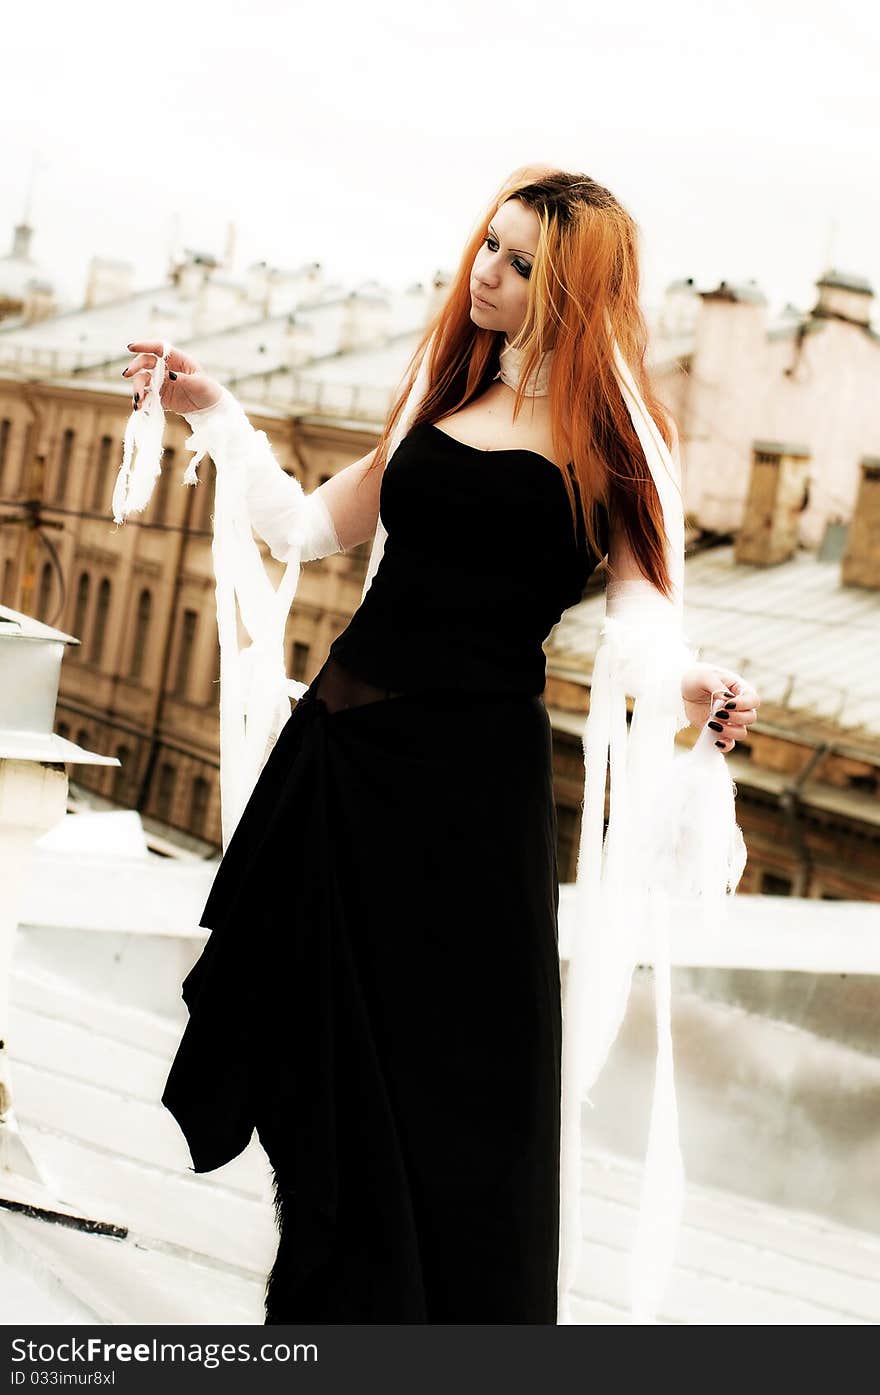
left=606, top=419, right=761, bottom=752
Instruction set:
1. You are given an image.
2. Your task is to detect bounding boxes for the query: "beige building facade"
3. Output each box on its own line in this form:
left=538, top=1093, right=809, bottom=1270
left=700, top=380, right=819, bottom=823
left=0, top=378, right=375, bottom=848
left=656, top=271, right=880, bottom=546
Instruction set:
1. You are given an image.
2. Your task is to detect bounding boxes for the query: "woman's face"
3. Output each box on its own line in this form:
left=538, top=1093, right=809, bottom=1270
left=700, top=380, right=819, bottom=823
left=469, top=198, right=538, bottom=338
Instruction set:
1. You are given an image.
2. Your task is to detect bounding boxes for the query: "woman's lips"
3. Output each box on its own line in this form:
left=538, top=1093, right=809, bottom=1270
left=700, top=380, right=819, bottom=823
left=472, top=292, right=494, bottom=308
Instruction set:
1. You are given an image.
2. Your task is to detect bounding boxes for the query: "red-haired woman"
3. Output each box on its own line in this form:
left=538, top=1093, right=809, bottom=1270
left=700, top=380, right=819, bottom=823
left=129, top=166, right=759, bottom=1324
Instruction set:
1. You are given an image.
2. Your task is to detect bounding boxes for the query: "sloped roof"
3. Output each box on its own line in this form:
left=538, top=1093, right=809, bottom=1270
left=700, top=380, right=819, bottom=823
left=549, top=544, right=880, bottom=741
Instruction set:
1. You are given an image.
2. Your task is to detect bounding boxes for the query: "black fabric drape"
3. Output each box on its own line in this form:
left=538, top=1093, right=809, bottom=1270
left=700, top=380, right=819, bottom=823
left=162, top=659, right=562, bottom=1323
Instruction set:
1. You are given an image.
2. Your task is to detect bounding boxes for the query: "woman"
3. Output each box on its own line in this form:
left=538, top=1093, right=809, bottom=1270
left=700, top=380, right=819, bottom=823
left=126, top=166, right=758, bottom=1323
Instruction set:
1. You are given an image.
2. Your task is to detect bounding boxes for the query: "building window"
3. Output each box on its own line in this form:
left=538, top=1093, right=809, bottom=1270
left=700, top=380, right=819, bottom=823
left=0, top=419, right=10, bottom=490
left=197, top=461, right=215, bottom=531
left=847, top=771, right=878, bottom=795
left=156, top=761, right=177, bottom=822
left=761, top=872, right=793, bottom=896
left=152, top=448, right=176, bottom=524
left=174, top=608, right=198, bottom=697
left=92, top=577, right=112, bottom=666
left=77, top=727, right=90, bottom=749
left=56, top=428, right=75, bottom=503
left=2, top=558, right=14, bottom=605
left=57, top=721, right=70, bottom=741
left=290, top=640, right=311, bottom=681
left=36, top=560, right=53, bottom=622
left=91, top=435, right=115, bottom=511
left=130, top=588, right=152, bottom=679
left=71, top=571, right=91, bottom=652
left=555, top=803, right=580, bottom=885
left=190, top=775, right=211, bottom=836
left=113, top=745, right=131, bottom=801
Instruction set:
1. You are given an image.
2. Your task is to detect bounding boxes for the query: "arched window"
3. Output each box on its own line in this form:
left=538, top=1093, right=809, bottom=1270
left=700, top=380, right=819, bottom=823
left=71, top=571, right=91, bottom=653
left=152, top=448, right=176, bottom=524
left=290, top=640, right=310, bottom=681
left=0, top=419, right=11, bottom=491
left=129, top=588, right=152, bottom=679
left=57, top=721, right=70, bottom=741
left=198, top=465, right=215, bottom=532
left=174, top=608, right=198, bottom=697
left=91, top=435, right=114, bottom=511
left=56, top=428, right=75, bottom=503
left=91, top=577, right=111, bottom=666
left=156, top=761, right=177, bottom=822
left=77, top=727, right=90, bottom=749
left=2, top=558, right=14, bottom=605
left=189, top=775, right=211, bottom=836
left=37, top=560, right=53, bottom=622
left=113, top=745, right=131, bottom=801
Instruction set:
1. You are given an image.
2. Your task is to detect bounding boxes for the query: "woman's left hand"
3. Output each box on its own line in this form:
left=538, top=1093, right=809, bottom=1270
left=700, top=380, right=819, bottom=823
left=681, top=662, right=760, bottom=753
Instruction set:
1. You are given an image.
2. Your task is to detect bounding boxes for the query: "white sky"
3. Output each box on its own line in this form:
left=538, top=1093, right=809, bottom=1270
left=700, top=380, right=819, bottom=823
left=3, top=0, right=878, bottom=320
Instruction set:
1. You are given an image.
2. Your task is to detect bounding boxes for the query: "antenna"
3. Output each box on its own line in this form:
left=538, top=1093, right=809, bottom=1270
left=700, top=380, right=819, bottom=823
left=822, top=216, right=838, bottom=274
left=21, top=150, right=47, bottom=226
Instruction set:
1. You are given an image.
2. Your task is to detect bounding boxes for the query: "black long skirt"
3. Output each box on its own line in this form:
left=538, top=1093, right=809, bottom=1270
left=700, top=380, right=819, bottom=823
left=162, top=656, right=562, bottom=1324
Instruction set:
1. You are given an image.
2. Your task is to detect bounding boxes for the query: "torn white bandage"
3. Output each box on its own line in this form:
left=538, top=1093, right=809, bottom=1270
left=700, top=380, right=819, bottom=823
left=603, top=575, right=698, bottom=730
left=183, top=389, right=343, bottom=564
left=112, top=343, right=170, bottom=523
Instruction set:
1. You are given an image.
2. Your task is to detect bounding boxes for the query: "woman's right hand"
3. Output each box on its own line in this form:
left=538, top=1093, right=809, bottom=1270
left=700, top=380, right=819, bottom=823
left=122, top=341, right=224, bottom=416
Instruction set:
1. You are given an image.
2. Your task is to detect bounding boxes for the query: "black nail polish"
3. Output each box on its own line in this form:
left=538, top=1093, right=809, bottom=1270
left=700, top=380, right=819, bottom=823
left=169, top=370, right=178, bottom=380
left=724, top=690, right=735, bottom=699
left=715, top=711, right=729, bottom=721
left=708, top=720, right=723, bottom=732
left=121, top=369, right=128, bottom=377
left=715, top=740, right=725, bottom=748
left=725, top=700, right=737, bottom=710
left=134, top=392, right=139, bottom=407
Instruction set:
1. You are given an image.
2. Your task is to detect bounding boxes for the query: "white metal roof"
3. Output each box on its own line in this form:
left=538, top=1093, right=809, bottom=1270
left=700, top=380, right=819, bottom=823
left=549, top=545, right=880, bottom=741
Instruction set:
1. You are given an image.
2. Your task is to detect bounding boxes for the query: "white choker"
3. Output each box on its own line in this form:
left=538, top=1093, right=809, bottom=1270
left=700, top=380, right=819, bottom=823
left=494, top=336, right=554, bottom=396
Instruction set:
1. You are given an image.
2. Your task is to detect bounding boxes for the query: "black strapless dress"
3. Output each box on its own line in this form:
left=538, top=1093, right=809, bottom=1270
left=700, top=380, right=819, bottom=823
left=161, top=421, right=608, bottom=1324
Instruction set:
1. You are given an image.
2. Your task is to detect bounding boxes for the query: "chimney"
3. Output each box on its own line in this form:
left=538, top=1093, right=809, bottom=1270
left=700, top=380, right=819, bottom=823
left=84, top=256, right=134, bottom=309
left=735, top=440, right=811, bottom=566
left=0, top=605, right=117, bottom=1197
left=11, top=223, right=33, bottom=261
left=841, top=458, right=880, bottom=589
left=812, top=270, right=873, bottom=328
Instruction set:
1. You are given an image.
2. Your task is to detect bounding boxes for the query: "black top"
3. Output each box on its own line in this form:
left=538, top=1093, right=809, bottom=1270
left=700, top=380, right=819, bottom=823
left=328, top=421, right=609, bottom=696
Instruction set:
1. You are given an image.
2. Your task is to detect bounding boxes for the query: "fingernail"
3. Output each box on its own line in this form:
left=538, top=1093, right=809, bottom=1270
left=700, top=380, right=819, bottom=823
left=169, top=371, right=177, bottom=380
left=714, top=711, right=729, bottom=721
left=715, top=741, right=726, bottom=749
left=708, top=720, right=723, bottom=732
left=725, top=701, right=737, bottom=709
left=134, top=392, right=139, bottom=407
left=724, top=690, right=735, bottom=698
left=121, top=368, right=129, bottom=377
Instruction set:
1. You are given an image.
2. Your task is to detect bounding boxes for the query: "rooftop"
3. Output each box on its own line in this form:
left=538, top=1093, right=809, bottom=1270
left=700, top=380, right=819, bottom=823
left=549, top=544, right=880, bottom=745
left=1, top=810, right=878, bottom=1323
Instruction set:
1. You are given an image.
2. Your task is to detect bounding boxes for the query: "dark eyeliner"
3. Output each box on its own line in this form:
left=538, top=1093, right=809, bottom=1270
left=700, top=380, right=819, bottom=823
left=484, top=234, right=531, bottom=279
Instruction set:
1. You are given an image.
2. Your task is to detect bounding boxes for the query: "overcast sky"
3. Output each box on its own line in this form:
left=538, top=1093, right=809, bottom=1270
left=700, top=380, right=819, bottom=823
left=3, top=0, right=878, bottom=322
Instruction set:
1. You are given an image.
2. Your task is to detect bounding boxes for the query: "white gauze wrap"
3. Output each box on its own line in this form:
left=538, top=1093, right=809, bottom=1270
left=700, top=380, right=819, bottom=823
left=112, top=354, right=342, bottom=850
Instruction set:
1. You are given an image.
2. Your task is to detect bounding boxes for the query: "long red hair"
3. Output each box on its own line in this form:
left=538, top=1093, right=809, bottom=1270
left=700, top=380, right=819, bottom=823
left=366, top=164, right=678, bottom=598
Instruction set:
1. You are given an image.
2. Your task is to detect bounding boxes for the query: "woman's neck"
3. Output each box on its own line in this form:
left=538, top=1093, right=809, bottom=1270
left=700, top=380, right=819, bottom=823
left=494, top=335, right=554, bottom=397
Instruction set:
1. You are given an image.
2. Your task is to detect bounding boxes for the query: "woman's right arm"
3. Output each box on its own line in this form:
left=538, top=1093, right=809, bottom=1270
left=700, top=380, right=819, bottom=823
left=308, top=447, right=382, bottom=551
left=123, top=341, right=383, bottom=559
